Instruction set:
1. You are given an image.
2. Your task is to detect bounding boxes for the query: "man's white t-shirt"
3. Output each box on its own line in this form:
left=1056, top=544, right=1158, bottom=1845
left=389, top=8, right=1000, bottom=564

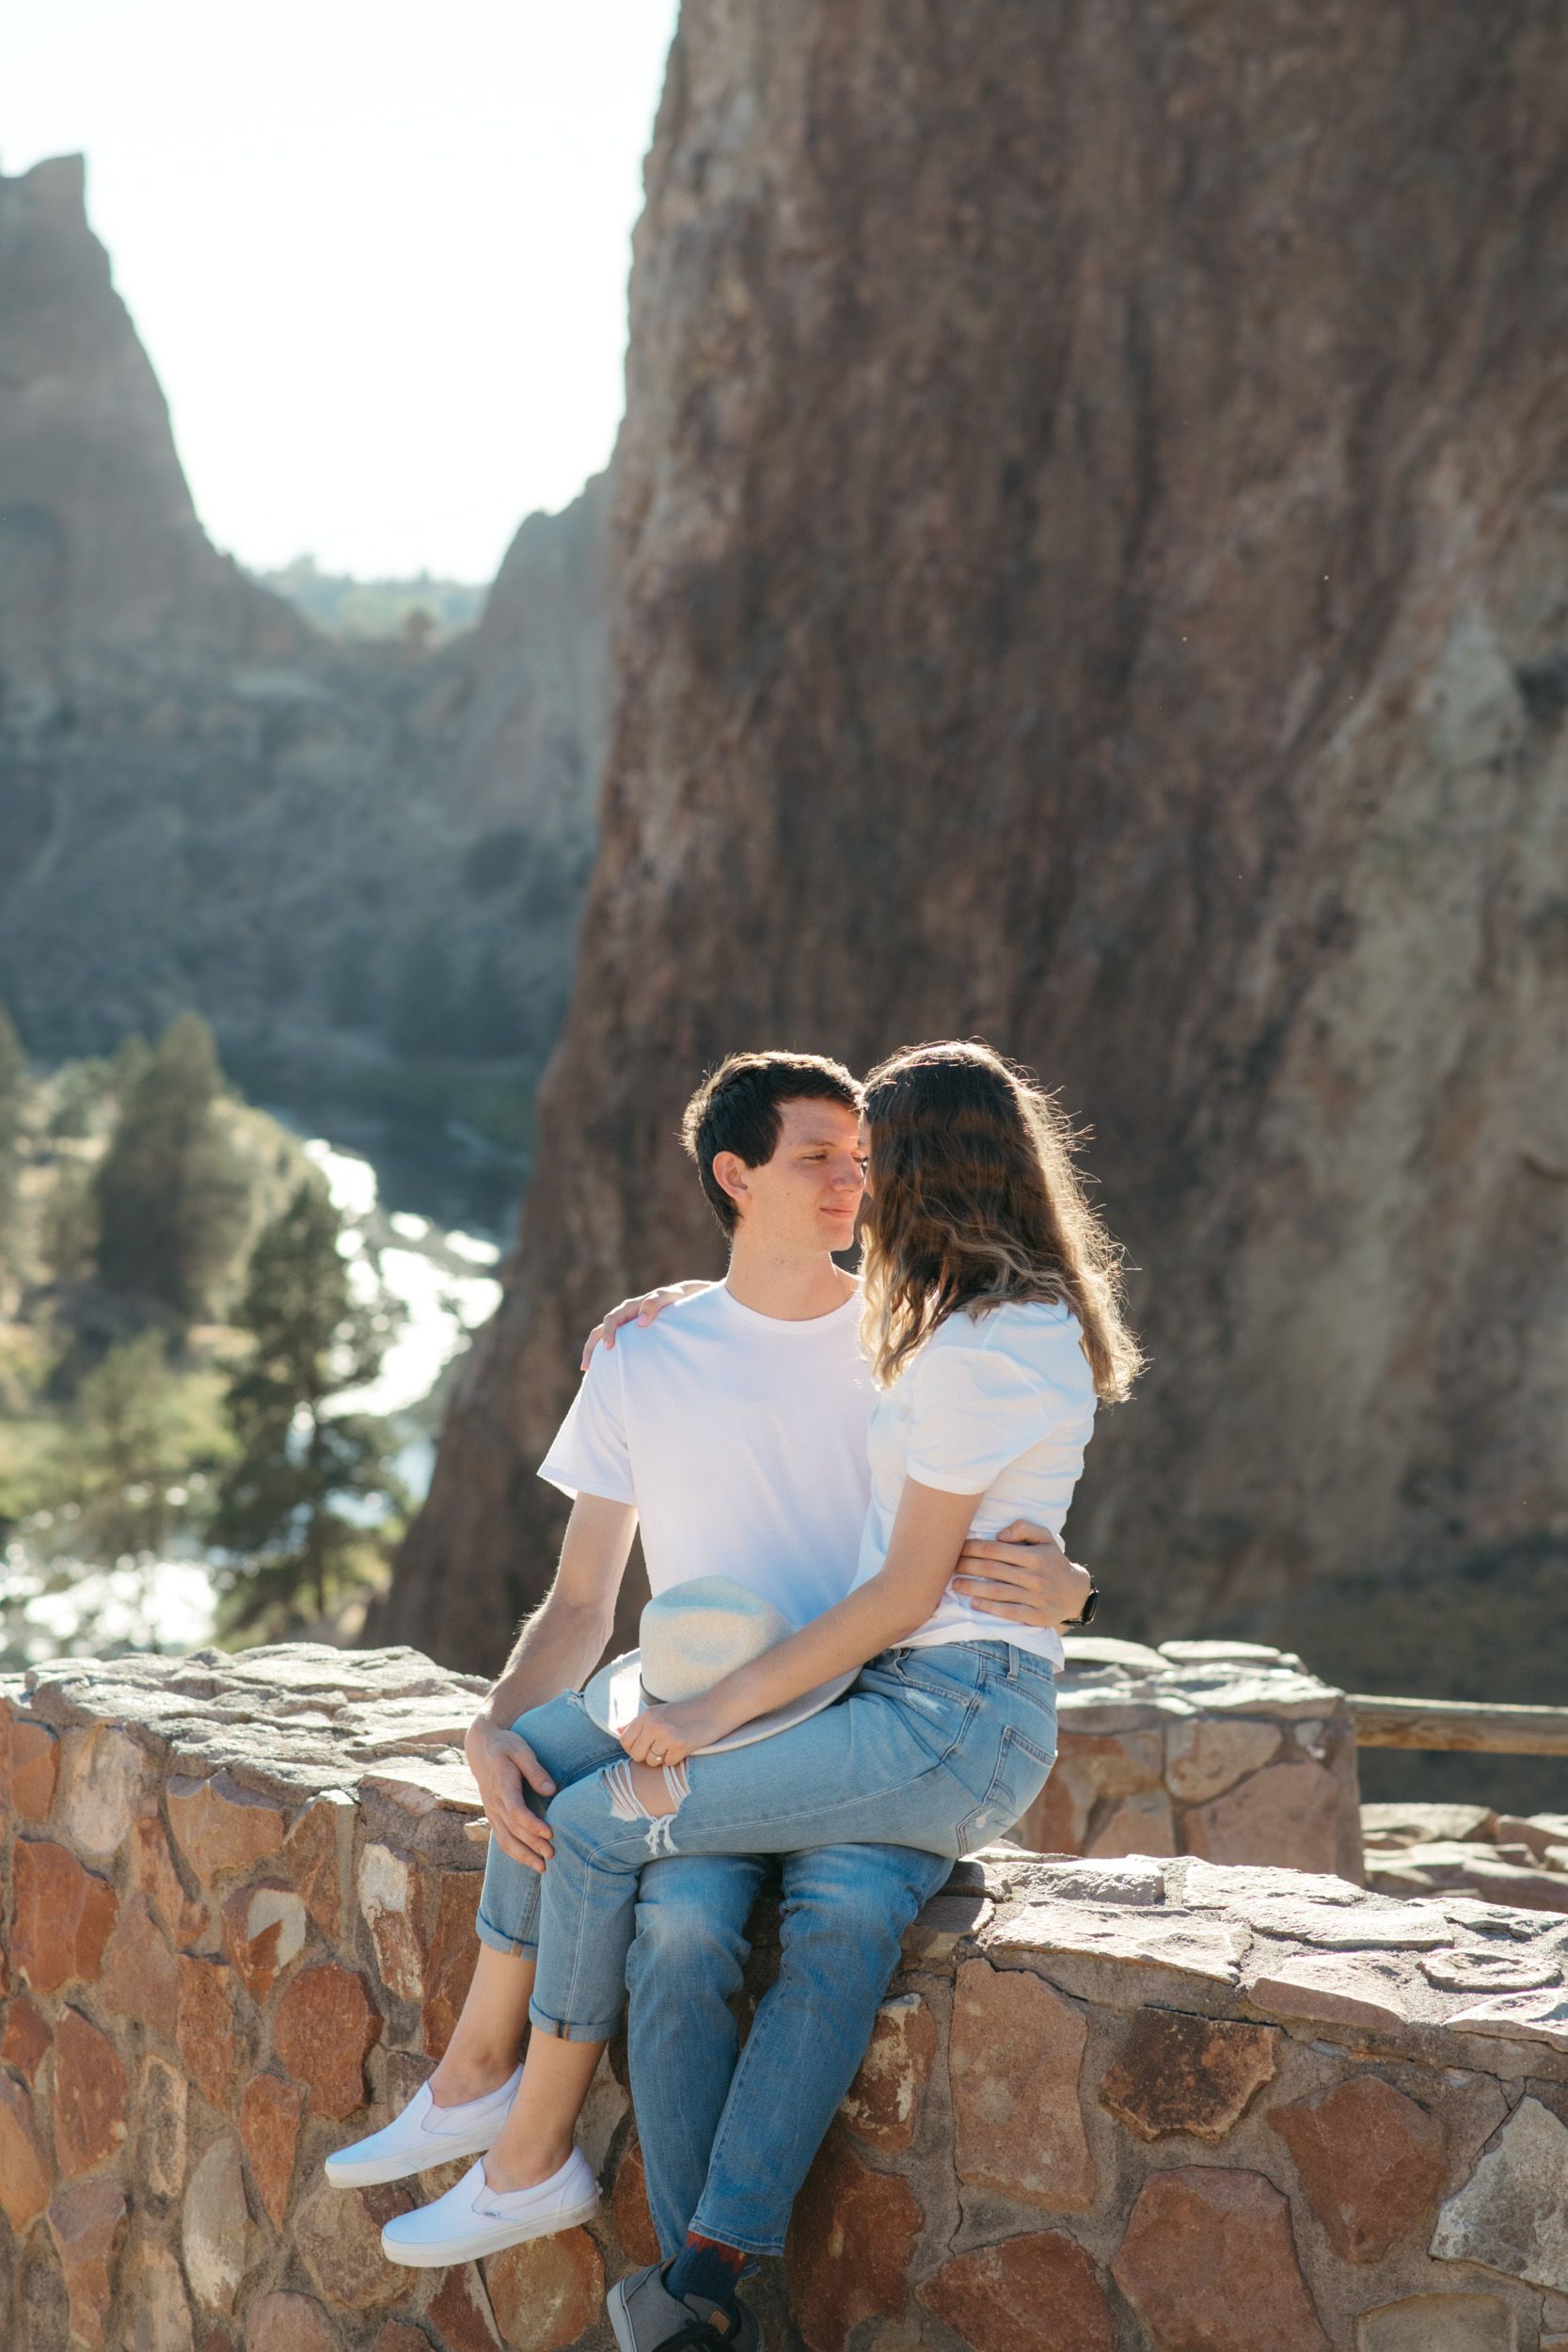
left=851, top=1299, right=1097, bottom=1670
left=539, top=1283, right=873, bottom=1628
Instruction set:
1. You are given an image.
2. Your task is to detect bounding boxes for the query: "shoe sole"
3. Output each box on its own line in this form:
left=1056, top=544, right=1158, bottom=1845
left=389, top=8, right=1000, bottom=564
left=382, top=2188, right=602, bottom=2266
left=608, top=2276, right=635, bottom=2352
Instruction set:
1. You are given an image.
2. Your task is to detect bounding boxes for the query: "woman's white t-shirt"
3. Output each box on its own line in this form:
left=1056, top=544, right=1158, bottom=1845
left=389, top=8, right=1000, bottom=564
left=851, top=1298, right=1098, bottom=1670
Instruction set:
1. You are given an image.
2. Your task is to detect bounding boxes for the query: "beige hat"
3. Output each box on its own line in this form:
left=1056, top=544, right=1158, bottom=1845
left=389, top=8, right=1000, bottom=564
left=581, top=1576, right=860, bottom=1756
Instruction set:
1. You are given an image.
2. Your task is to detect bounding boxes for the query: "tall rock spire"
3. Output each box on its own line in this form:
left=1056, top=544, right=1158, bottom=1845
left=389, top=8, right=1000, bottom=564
left=381, top=0, right=1568, bottom=1686
left=0, top=153, right=301, bottom=699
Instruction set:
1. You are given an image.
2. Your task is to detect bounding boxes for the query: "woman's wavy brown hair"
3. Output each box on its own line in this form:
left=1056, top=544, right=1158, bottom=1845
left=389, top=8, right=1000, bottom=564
left=858, top=1040, right=1145, bottom=1402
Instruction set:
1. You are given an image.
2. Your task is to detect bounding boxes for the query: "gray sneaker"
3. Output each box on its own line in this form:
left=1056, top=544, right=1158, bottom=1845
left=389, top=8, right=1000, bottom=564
left=608, top=2263, right=760, bottom=2352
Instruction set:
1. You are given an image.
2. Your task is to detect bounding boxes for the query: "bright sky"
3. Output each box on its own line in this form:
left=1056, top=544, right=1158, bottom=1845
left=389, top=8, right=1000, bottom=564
left=8, top=1, right=679, bottom=581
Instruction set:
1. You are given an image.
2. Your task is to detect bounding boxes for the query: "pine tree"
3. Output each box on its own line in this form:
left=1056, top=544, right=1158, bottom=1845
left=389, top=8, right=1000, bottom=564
left=93, top=1013, right=250, bottom=1321
left=64, top=1331, right=228, bottom=1562
left=0, top=1006, right=28, bottom=1269
left=211, top=1180, right=405, bottom=1631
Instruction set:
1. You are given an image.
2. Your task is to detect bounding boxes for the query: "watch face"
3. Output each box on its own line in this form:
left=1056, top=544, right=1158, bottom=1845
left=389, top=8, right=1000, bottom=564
left=1079, top=1585, right=1100, bottom=1625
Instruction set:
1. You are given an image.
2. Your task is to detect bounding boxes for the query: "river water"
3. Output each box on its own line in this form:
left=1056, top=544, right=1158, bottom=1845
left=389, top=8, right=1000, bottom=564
left=0, top=1135, right=508, bottom=1662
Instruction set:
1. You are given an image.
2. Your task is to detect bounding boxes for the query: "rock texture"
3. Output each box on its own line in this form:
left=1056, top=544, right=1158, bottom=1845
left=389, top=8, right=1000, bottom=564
left=1016, top=1636, right=1363, bottom=1875
left=0, top=155, right=606, bottom=1104
left=1113, top=2169, right=1331, bottom=2352
left=384, top=0, right=1568, bottom=1689
left=6, top=1646, right=1568, bottom=2351
left=1365, top=1803, right=1568, bottom=1915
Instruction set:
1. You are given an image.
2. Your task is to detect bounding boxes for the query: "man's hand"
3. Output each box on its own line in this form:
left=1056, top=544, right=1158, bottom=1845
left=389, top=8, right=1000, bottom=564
left=465, top=1716, right=560, bottom=1872
left=949, top=1519, right=1094, bottom=1629
left=580, top=1281, right=710, bottom=1370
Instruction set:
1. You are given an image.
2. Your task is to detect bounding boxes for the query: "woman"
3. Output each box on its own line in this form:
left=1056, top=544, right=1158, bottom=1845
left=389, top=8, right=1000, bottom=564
left=377, top=1041, right=1141, bottom=2308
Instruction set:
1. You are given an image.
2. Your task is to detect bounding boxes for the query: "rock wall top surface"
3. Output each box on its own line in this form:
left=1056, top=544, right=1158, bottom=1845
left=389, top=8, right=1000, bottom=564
left=3, top=1639, right=1557, bottom=2071
left=1024, top=1635, right=1365, bottom=1881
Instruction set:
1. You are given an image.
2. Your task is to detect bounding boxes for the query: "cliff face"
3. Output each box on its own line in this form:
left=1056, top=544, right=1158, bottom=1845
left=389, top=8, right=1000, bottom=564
left=0, top=155, right=302, bottom=696
left=383, top=1, right=1568, bottom=1681
left=0, top=158, right=606, bottom=1110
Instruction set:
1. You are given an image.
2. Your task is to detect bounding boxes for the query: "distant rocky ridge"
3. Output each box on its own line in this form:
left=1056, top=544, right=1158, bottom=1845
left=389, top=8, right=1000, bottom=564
left=384, top=0, right=1568, bottom=1687
left=0, top=155, right=607, bottom=1132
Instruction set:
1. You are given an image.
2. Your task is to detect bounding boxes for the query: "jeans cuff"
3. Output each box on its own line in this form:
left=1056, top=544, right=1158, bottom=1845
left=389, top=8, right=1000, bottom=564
left=686, top=2211, right=785, bottom=2260
left=475, top=1910, right=538, bottom=1960
left=527, top=1995, right=622, bottom=2043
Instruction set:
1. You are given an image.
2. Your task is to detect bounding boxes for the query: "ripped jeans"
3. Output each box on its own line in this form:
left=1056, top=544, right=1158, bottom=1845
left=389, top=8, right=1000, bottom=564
left=483, top=1642, right=1055, bottom=2043
left=475, top=1644, right=1053, bottom=2253
left=475, top=1688, right=957, bottom=2253
left=474, top=1686, right=646, bottom=1962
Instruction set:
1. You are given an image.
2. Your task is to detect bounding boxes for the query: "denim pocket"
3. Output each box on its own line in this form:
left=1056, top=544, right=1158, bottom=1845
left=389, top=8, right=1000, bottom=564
left=877, top=1654, right=980, bottom=1771
left=886, top=1645, right=986, bottom=1703
left=956, top=1720, right=1058, bottom=1853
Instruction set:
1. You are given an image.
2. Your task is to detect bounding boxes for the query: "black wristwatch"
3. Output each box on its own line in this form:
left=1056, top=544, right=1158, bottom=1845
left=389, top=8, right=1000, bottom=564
left=1072, top=1583, right=1100, bottom=1627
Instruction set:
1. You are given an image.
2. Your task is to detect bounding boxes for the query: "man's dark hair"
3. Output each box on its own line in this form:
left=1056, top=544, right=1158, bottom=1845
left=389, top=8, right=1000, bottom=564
left=681, top=1051, right=862, bottom=1235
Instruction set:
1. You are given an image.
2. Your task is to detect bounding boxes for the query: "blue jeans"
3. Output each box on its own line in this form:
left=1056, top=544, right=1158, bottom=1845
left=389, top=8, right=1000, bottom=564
left=477, top=1642, right=1055, bottom=2255
left=626, top=1845, right=948, bottom=2255
left=475, top=1704, right=951, bottom=2252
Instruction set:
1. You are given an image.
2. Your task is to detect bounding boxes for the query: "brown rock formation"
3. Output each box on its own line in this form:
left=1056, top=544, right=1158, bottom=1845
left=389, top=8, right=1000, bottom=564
left=1099, top=2010, right=1279, bottom=2143
left=784, top=2124, right=924, bottom=2352
left=837, top=1990, right=938, bottom=2152
left=921, top=2233, right=1115, bottom=2352
left=482, top=2230, right=606, bottom=2352
left=53, top=2007, right=128, bottom=2176
left=1112, top=2168, right=1330, bottom=2352
left=950, top=1958, right=1096, bottom=2209
left=1269, top=2074, right=1446, bottom=2263
left=385, top=0, right=1568, bottom=1678
left=46, top=2176, right=128, bottom=2352
left=272, top=1963, right=382, bottom=2121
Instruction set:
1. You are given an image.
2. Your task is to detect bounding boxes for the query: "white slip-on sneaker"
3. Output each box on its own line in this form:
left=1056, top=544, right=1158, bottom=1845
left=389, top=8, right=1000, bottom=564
left=380, top=2146, right=601, bottom=2266
left=324, top=2067, right=523, bottom=2189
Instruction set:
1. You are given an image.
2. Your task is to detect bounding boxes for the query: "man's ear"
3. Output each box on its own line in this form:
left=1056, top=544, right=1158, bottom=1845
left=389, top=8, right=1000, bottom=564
left=711, top=1150, right=751, bottom=1216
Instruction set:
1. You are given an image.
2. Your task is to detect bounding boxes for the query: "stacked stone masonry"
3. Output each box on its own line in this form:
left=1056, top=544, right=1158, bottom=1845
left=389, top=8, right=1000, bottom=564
left=1364, top=1805, right=1568, bottom=1918
left=6, top=1646, right=1568, bottom=2351
left=1014, top=1636, right=1365, bottom=1883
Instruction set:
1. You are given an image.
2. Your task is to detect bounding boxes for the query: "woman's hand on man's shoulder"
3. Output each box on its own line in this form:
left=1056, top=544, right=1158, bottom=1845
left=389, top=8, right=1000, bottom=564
left=579, top=1281, right=711, bottom=1370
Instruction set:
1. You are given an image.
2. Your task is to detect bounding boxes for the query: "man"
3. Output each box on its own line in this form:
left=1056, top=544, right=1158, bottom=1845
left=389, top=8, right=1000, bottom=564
left=369, top=1052, right=1088, bottom=2344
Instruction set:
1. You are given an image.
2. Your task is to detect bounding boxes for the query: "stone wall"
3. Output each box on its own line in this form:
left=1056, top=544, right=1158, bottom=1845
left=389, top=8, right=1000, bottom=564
left=1019, top=1639, right=1364, bottom=1883
left=1365, top=1805, right=1568, bottom=1918
left=6, top=1647, right=1568, bottom=2352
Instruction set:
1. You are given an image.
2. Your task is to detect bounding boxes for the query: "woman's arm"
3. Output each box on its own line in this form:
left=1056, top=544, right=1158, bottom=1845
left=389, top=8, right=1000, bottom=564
left=617, top=1476, right=983, bottom=1767
left=579, top=1281, right=712, bottom=1370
